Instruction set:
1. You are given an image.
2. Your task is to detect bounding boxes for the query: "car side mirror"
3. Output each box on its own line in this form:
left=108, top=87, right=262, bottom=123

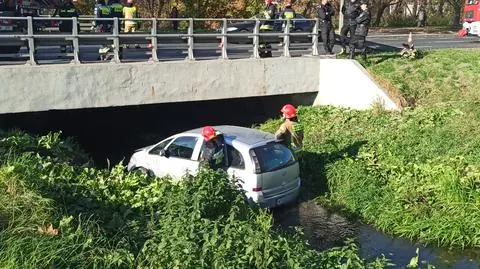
left=160, top=149, right=170, bottom=158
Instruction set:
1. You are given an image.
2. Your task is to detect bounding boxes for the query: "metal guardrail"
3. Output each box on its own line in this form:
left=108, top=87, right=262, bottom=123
left=0, top=16, right=320, bottom=65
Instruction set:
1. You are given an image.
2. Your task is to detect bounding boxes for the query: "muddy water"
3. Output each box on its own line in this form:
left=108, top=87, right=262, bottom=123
left=273, top=200, right=480, bottom=268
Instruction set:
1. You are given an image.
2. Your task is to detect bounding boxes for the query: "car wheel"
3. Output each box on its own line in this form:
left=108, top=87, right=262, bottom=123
left=135, top=167, right=154, bottom=177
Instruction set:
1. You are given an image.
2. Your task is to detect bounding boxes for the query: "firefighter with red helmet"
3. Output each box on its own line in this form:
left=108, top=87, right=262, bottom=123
left=200, top=126, right=227, bottom=170
left=275, top=104, right=304, bottom=152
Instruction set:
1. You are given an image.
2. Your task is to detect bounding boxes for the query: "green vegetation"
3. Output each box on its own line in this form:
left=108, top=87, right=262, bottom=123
left=0, top=130, right=389, bottom=268
left=260, top=49, right=480, bottom=248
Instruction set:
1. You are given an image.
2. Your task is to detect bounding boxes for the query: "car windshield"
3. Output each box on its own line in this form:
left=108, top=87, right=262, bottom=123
left=252, top=142, right=295, bottom=173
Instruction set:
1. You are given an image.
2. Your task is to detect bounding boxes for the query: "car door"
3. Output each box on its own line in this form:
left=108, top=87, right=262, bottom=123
left=226, top=144, right=248, bottom=189
left=148, top=135, right=201, bottom=179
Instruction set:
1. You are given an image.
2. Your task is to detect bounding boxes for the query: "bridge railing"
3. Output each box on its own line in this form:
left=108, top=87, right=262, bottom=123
left=0, top=16, right=320, bottom=65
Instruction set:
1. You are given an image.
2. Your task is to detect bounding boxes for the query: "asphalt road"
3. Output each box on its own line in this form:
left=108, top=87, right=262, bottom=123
left=0, top=33, right=478, bottom=65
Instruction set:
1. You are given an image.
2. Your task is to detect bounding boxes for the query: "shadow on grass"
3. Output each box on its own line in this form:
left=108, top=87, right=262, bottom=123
left=299, top=140, right=367, bottom=202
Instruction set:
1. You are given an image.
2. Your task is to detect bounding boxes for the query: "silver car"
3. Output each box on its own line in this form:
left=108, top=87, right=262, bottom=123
left=127, top=125, right=300, bottom=208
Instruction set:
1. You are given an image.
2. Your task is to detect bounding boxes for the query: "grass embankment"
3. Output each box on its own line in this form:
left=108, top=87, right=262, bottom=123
left=260, top=49, right=480, bottom=248
left=0, top=131, right=389, bottom=268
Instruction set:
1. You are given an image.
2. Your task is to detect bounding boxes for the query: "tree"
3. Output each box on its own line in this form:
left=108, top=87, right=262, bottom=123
left=445, top=0, right=463, bottom=25
left=371, top=0, right=402, bottom=26
left=136, top=0, right=168, bottom=17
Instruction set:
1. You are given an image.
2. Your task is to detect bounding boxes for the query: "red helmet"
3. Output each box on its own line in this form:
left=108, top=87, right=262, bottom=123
left=265, top=0, right=273, bottom=4
left=202, top=126, right=217, bottom=141
left=281, top=104, right=297, bottom=119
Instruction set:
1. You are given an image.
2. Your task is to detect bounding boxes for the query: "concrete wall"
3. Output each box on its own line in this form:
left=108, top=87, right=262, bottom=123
left=315, top=59, right=399, bottom=111
left=0, top=57, right=399, bottom=114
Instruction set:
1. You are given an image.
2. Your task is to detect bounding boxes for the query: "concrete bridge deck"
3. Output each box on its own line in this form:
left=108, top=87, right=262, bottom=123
left=0, top=57, right=399, bottom=114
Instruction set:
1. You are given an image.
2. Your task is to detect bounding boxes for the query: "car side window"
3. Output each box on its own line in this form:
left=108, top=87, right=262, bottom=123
left=149, top=138, right=173, bottom=155
left=166, top=136, right=198, bottom=159
left=227, top=145, right=245, bottom=169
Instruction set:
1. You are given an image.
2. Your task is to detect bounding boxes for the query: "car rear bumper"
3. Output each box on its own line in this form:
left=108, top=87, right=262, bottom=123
left=258, top=177, right=301, bottom=208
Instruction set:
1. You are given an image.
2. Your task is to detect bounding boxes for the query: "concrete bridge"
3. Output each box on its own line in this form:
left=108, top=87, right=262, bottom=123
left=0, top=57, right=400, bottom=114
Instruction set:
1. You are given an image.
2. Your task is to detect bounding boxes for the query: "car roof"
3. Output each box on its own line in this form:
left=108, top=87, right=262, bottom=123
left=182, top=125, right=276, bottom=147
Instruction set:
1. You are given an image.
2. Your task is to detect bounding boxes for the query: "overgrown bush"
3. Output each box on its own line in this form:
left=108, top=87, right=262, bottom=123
left=0, top=131, right=388, bottom=268
left=258, top=49, right=480, bottom=249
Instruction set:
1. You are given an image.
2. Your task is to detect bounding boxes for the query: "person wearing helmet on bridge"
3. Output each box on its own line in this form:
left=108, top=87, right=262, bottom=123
left=349, top=0, right=370, bottom=60
left=275, top=104, right=304, bottom=153
left=200, top=126, right=227, bottom=170
left=280, top=0, right=295, bottom=31
left=123, top=0, right=140, bottom=48
left=261, top=0, right=277, bottom=31
left=52, top=0, right=79, bottom=53
left=258, top=0, right=277, bottom=57
left=123, top=0, right=138, bottom=33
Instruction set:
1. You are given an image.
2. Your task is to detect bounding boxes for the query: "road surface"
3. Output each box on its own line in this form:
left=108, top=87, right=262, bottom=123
left=0, top=34, right=478, bottom=65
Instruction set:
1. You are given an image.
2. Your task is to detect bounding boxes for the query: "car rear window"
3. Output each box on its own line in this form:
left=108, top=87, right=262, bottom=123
left=252, top=142, right=295, bottom=173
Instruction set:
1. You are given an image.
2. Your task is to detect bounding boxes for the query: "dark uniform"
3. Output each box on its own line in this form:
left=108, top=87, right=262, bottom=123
left=259, top=2, right=277, bottom=57
left=349, top=2, right=370, bottom=60
left=339, top=0, right=360, bottom=53
left=53, top=0, right=79, bottom=53
left=109, top=0, right=123, bottom=19
left=280, top=5, right=296, bottom=30
left=201, top=132, right=226, bottom=170
left=318, top=2, right=335, bottom=54
left=260, top=2, right=277, bottom=31
left=53, top=1, right=79, bottom=33
left=93, top=0, right=110, bottom=32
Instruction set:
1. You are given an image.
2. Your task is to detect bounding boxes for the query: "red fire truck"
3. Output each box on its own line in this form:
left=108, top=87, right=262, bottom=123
left=460, top=0, right=480, bottom=36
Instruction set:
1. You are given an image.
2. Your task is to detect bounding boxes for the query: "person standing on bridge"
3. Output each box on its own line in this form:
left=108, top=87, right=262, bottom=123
left=200, top=126, right=227, bottom=170
left=275, top=104, right=304, bottom=154
left=349, top=0, right=370, bottom=60
left=53, top=0, right=79, bottom=54
left=317, top=0, right=335, bottom=55
left=258, top=0, right=277, bottom=57
left=280, top=0, right=295, bottom=31
left=109, top=0, right=124, bottom=24
left=92, top=0, right=110, bottom=33
left=261, top=0, right=277, bottom=31
left=123, top=0, right=140, bottom=48
left=108, top=0, right=124, bottom=55
left=338, top=0, right=360, bottom=55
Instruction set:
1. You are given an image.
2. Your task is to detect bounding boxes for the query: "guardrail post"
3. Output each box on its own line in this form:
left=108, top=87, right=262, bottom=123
left=283, top=19, right=291, bottom=57
left=220, top=18, right=228, bottom=59
left=252, top=18, right=260, bottom=59
left=187, top=18, right=195, bottom=60
left=312, top=18, right=319, bottom=56
left=112, top=18, right=121, bottom=63
left=71, top=17, right=80, bottom=64
left=26, top=16, right=36, bottom=65
left=150, top=18, right=159, bottom=62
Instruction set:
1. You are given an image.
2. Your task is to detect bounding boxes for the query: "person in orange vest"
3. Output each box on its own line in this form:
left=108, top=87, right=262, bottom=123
left=275, top=104, right=304, bottom=153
